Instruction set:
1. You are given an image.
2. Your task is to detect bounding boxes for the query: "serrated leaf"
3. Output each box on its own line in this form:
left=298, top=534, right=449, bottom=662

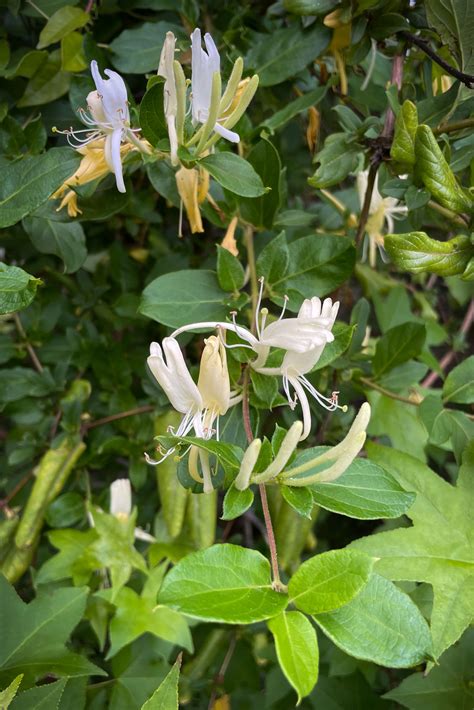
left=314, top=573, right=433, bottom=667
left=268, top=611, right=319, bottom=703
left=0, top=578, right=104, bottom=687
left=0, top=674, right=23, bottom=708
left=289, top=548, right=374, bottom=614
left=9, top=678, right=66, bottom=710
left=384, top=232, right=473, bottom=277
left=159, top=543, right=288, bottom=623
left=0, top=149, right=80, bottom=228
left=141, top=654, right=181, bottom=710
left=352, top=443, right=474, bottom=660
left=199, top=153, right=267, bottom=198
left=0, top=263, right=42, bottom=315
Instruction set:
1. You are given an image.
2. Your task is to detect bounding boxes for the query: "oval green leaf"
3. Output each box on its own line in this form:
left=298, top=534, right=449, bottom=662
left=199, top=153, right=267, bottom=198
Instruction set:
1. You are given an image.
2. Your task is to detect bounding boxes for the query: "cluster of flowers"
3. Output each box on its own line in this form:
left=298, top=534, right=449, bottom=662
left=146, top=279, right=371, bottom=493
left=53, top=28, right=258, bottom=226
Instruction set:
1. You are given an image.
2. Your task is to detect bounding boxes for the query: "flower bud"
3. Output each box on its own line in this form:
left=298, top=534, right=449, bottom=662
left=197, top=335, right=230, bottom=415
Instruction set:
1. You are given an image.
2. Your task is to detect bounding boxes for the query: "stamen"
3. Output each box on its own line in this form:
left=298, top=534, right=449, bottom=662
left=259, top=307, right=268, bottom=334
left=278, top=295, right=289, bottom=321
left=230, top=311, right=253, bottom=344
left=299, top=375, right=347, bottom=412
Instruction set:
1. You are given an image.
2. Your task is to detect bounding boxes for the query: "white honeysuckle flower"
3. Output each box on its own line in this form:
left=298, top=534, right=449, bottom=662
left=57, top=61, right=143, bottom=193
left=357, top=169, right=408, bottom=266
left=256, top=297, right=342, bottom=440
left=170, top=278, right=338, bottom=370
left=280, top=402, right=371, bottom=486
left=158, top=31, right=179, bottom=165
left=146, top=336, right=240, bottom=492
left=191, top=28, right=240, bottom=143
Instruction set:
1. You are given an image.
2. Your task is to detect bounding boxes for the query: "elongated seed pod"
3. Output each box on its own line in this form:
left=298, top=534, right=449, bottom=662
left=186, top=489, right=217, bottom=550
left=155, top=411, right=189, bottom=538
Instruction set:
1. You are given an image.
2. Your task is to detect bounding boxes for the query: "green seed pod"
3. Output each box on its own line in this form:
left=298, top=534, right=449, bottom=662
left=0, top=516, right=19, bottom=564
left=186, top=489, right=217, bottom=550
left=154, top=411, right=189, bottom=538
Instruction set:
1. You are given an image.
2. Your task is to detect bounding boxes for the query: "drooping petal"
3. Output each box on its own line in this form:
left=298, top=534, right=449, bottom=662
left=90, top=60, right=129, bottom=127
left=108, top=128, right=126, bottom=193
left=213, top=123, right=240, bottom=142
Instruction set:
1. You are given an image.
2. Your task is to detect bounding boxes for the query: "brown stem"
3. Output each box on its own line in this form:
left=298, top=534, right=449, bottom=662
left=381, top=54, right=404, bottom=139
left=355, top=161, right=379, bottom=245
left=359, top=376, right=420, bottom=406
left=14, top=314, right=43, bottom=373
left=400, top=31, right=474, bottom=89
left=427, top=200, right=469, bottom=227
left=84, top=404, right=155, bottom=431
left=0, top=470, right=34, bottom=508
left=421, top=299, right=474, bottom=388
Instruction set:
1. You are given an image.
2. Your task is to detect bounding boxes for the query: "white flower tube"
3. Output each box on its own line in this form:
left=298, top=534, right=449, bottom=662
left=110, top=478, right=132, bottom=519
left=158, top=31, right=179, bottom=165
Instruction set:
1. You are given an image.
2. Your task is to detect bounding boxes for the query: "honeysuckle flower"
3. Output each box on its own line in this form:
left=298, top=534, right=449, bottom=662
left=256, top=297, right=342, bottom=440
left=158, top=31, right=179, bottom=165
left=234, top=421, right=304, bottom=490
left=175, top=165, right=209, bottom=234
left=357, top=169, right=408, bottom=267
left=51, top=138, right=136, bottom=217
left=55, top=60, right=149, bottom=193
left=146, top=336, right=240, bottom=492
left=279, top=402, right=371, bottom=486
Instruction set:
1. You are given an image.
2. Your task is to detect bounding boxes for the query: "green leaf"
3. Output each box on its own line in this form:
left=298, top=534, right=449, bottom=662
left=314, top=573, right=433, bottom=667
left=139, top=81, right=168, bottom=147
left=268, top=611, right=319, bottom=703
left=280, top=486, right=314, bottom=519
left=1, top=49, right=47, bottom=79
left=110, top=22, right=184, bottom=74
left=199, top=153, right=267, bottom=198
left=352, top=443, right=474, bottom=660
left=157, top=436, right=242, bottom=470
left=0, top=675, right=23, bottom=708
left=308, top=133, right=360, bottom=189
left=442, top=356, right=474, bottom=404
left=37, top=528, right=98, bottom=585
left=0, top=578, right=104, bottom=687
left=390, top=100, right=418, bottom=165
left=0, top=263, right=42, bottom=315
left=61, top=31, right=87, bottom=72
left=261, top=86, right=327, bottom=133
left=384, top=628, right=474, bottom=709
left=289, top=549, right=373, bottom=614
left=415, top=125, right=472, bottom=213
left=270, top=234, right=356, bottom=310
left=23, top=216, right=87, bottom=274
left=0, top=367, right=54, bottom=403
left=240, top=139, right=281, bottom=229
left=37, top=7, right=89, bottom=49
left=141, top=654, right=181, bottom=710
left=17, top=51, right=70, bottom=107
left=159, top=543, right=288, bottom=623
left=426, top=0, right=474, bottom=74
left=385, top=232, right=473, bottom=277
left=216, top=246, right=245, bottom=292
left=0, top=148, right=80, bottom=228
left=139, top=270, right=229, bottom=328
left=256, top=231, right=289, bottom=285
left=102, top=587, right=192, bottom=658
left=246, top=25, right=330, bottom=86
left=9, top=679, right=66, bottom=710
left=222, top=483, right=254, bottom=521
left=284, top=0, right=337, bottom=15
left=311, top=322, right=355, bottom=371
left=308, top=456, right=415, bottom=519
left=373, top=322, right=426, bottom=376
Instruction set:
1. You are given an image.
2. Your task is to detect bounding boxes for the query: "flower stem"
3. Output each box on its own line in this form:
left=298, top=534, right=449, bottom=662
left=242, top=226, right=283, bottom=592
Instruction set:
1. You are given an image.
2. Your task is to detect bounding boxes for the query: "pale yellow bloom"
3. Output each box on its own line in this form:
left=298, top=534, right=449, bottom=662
left=221, top=216, right=239, bottom=256
left=175, top=165, right=209, bottom=234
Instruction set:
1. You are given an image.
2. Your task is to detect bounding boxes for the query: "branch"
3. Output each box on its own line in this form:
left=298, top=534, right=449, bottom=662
left=14, top=314, right=43, bottom=374
left=355, top=160, right=379, bottom=245
left=400, top=31, right=474, bottom=89
left=84, top=405, right=155, bottom=431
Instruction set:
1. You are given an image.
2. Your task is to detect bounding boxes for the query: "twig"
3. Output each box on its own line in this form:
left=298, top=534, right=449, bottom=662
left=427, top=200, right=469, bottom=228
left=207, top=635, right=237, bottom=710
left=0, top=470, right=34, bottom=508
left=84, top=405, right=155, bottom=431
left=14, top=314, right=43, bottom=373
left=421, top=299, right=474, bottom=388
left=355, top=161, right=379, bottom=245
left=359, top=377, right=420, bottom=406
left=85, top=0, right=95, bottom=12
left=434, top=117, right=474, bottom=135
left=400, top=31, right=474, bottom=89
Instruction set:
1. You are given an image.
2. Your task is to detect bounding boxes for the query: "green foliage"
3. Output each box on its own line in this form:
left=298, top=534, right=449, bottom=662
left=1, top=0, right=473, bottom=706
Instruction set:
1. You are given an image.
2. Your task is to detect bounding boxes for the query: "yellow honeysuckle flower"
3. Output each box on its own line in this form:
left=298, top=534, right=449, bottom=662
left=175, top=165, right=209, bottom=234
